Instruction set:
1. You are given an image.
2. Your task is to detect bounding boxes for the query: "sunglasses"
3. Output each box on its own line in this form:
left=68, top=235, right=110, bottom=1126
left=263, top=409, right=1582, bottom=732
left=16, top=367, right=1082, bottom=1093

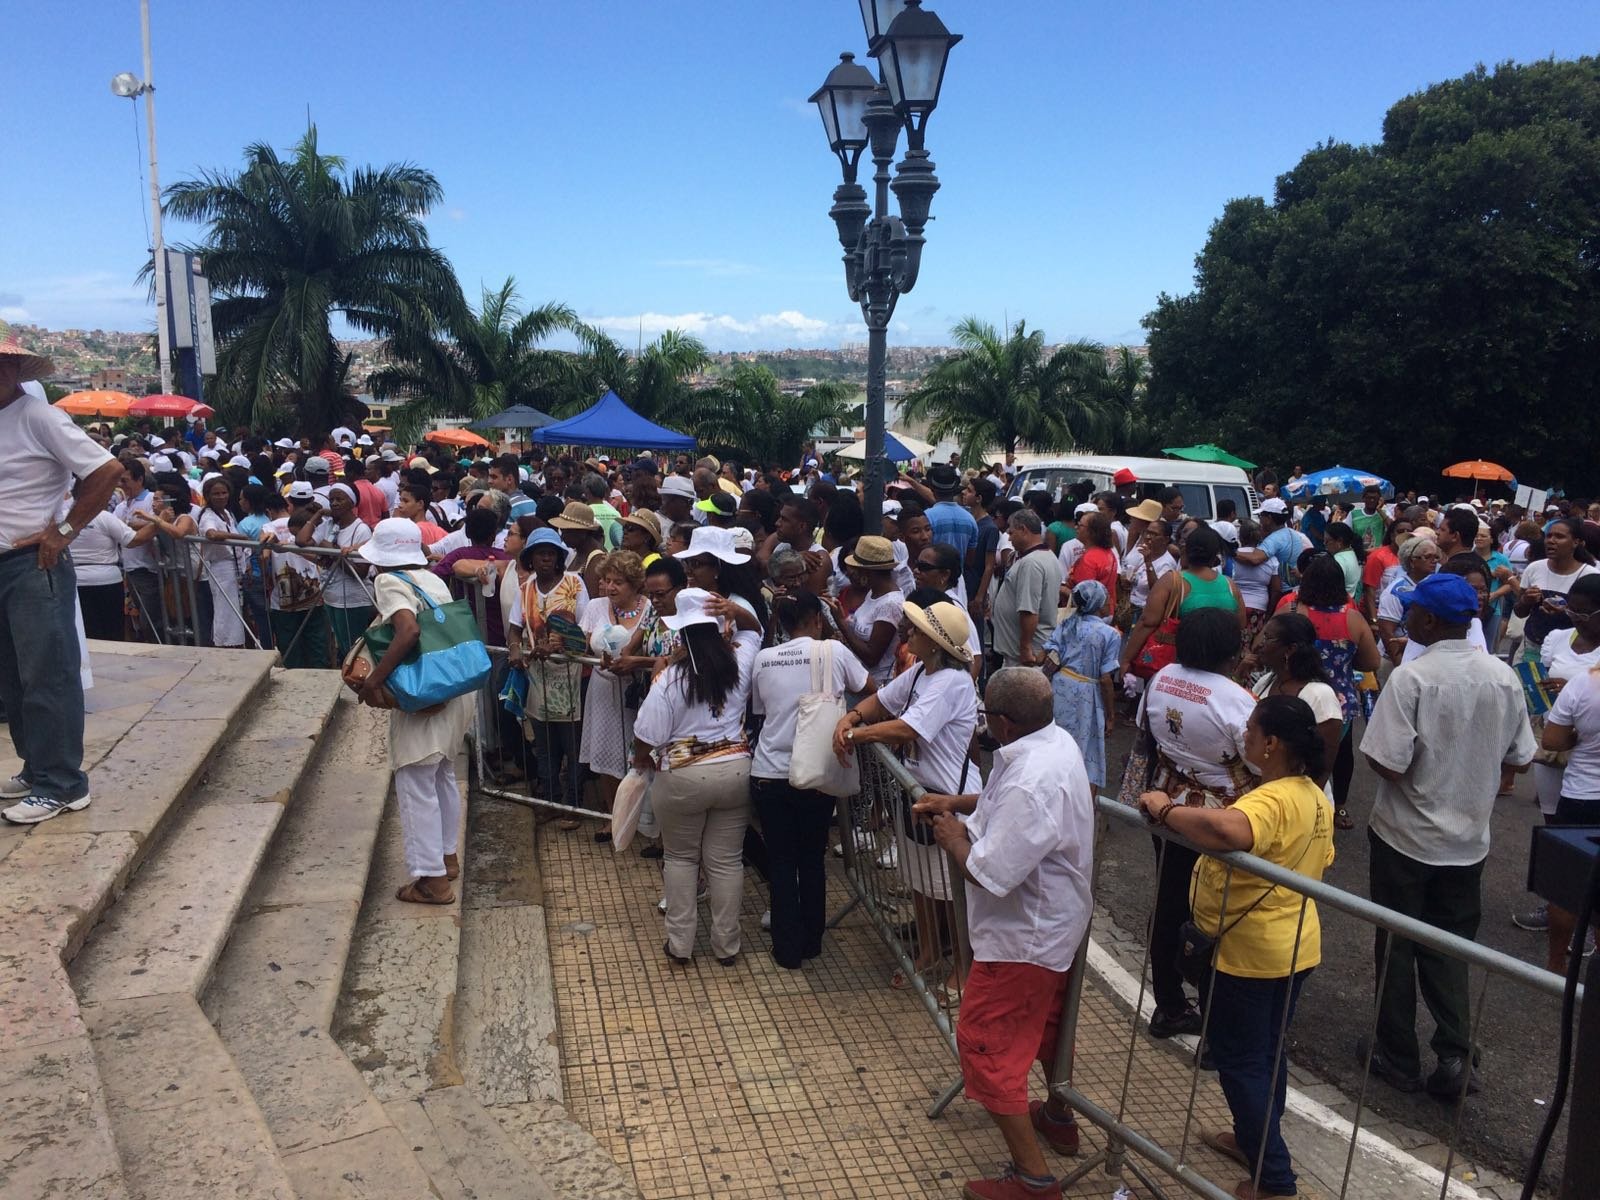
left=913, top=560, right=941, bottom=571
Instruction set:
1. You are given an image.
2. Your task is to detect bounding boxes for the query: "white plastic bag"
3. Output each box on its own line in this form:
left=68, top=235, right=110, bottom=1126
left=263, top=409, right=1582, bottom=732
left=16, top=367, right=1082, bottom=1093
left=611, top=767, right=653, bottom=851
left=788, top=640, right=859, bottom=797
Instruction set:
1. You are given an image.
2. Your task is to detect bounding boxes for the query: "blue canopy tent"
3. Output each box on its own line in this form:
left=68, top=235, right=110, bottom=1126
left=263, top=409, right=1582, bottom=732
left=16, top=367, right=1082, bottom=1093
left=530, top=389, right=695, bottom=450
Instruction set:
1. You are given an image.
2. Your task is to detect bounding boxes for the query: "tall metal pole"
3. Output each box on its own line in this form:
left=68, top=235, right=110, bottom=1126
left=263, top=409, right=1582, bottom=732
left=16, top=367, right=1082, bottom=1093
left=140, top=0, right=173, bottom=396
left=863, top=318, right=887, bottom=533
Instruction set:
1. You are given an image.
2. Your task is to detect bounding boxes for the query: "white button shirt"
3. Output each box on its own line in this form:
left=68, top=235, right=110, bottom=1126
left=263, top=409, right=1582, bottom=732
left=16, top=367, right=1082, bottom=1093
left=961, top=722, right=1095, bottom=972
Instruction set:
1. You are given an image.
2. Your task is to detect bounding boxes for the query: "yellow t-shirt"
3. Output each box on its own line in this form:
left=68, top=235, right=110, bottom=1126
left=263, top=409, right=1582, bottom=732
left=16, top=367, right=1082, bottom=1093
left=1188, top=775, right=1335, bottom=979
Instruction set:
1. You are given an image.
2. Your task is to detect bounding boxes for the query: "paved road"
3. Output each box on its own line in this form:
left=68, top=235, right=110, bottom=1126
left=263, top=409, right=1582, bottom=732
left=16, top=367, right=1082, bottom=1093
left=1093, top=721, right=1569, bottom=1186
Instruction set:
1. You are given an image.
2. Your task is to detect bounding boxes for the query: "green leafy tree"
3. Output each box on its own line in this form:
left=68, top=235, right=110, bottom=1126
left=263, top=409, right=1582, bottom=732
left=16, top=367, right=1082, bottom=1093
left=1143, top=57, right=1600, bottom=490
left=899, top=317, right=1117, bottom=463
left=161, top=126, right=465, bottom=435
left=690, top=364, right=859, bottom=466
left=557, top=323, right=710, bottom=425
left=371, top=278, right=576, bottom=441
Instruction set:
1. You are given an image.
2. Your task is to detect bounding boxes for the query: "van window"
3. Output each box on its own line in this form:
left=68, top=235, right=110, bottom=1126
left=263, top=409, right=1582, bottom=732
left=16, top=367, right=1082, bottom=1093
left=1011, top=469, right=1109, bottom=502
left=1214, top=485, right=1250, bottom=523
left=1174, top=483, right=1213, bottom=521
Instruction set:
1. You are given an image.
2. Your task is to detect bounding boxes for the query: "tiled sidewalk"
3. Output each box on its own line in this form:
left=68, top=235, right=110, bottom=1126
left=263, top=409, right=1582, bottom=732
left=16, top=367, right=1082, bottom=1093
left=539, top=825, right=1264, bottom=1200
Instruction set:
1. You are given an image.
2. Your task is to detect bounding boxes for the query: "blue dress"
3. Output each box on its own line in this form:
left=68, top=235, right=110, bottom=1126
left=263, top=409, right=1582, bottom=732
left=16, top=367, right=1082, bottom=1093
left=1046, top=614, right=1122, bottom=788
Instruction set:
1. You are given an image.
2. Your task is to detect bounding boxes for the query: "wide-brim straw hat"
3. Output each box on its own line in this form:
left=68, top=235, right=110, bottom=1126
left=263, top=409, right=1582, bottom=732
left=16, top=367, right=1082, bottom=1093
left=1125, top=498, right=1166, bottom=523
left=844, top=534, right=897, bottom=571
left=620, top=511, right=661, bottom=546
left=550, top=500, right=600, bottom=532
left=0, top=328, right=53, bottom=379
left=905, top=600, right=973, bottom=663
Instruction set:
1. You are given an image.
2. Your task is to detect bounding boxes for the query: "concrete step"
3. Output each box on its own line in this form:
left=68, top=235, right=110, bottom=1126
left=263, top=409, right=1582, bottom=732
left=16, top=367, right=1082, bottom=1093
left=385, top=1087, right=560, bottom=1200
left=73, top=667, right=347, bottom=1003
left=67, top=668, right=347, bottom=1200
left=0, top=644, right=276, bottom=1200
left=203, top=697, right=443, bottom=1198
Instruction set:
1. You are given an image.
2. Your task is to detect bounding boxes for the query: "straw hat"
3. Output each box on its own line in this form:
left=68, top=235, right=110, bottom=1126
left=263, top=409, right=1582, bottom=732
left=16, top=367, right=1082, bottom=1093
left=844, top=535, right=896, bottom=571
left=1126, top=498, right=1166, bottom=523
left=0, top=326, right=53, bottom=379
left=905, top=600, right=973, bottom=663
left=620, top=511, right=662, bottom=546
left=549, top=501, right=600, bottom=532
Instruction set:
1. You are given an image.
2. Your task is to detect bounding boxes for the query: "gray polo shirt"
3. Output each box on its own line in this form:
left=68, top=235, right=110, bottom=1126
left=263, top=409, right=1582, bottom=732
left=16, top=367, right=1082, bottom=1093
left=990, top=545, right=1063, bottom=664
left=1361, top=639, right=1536, bottom=866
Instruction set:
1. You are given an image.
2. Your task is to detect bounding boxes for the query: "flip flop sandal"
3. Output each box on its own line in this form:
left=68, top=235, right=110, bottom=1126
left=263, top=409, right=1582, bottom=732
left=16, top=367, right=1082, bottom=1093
left=396, top=880, right=454, bottom=905
left=1203, top=1129, right=1250, bottom=1169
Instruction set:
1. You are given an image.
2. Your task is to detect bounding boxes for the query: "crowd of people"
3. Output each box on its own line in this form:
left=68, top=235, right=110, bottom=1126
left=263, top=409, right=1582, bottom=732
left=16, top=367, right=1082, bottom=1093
left=7, top=321, right=1598, bottom=1199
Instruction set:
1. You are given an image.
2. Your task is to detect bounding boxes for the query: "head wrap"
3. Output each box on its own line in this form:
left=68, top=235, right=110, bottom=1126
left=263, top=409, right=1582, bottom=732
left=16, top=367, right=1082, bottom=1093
left=328, top=482, right=357, bottom=506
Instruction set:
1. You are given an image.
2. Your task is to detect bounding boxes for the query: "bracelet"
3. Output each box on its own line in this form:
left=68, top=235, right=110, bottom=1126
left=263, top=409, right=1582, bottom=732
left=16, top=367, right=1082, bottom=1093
left=1157, top=802, right=1176, bottom=828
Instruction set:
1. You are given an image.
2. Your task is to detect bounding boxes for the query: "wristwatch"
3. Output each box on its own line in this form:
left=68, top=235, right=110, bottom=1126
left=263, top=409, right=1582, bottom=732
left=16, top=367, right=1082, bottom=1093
left=56, top=519, right=75, bottom=539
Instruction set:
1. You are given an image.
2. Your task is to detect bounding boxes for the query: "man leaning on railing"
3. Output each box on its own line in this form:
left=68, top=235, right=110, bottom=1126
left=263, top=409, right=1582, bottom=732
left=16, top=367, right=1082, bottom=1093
left=913, top=667, right=1095, bottom=1200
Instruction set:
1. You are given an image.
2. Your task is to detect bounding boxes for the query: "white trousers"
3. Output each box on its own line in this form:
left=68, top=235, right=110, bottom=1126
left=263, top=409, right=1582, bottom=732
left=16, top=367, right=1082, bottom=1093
left=395, top=755, right=461, bottom=879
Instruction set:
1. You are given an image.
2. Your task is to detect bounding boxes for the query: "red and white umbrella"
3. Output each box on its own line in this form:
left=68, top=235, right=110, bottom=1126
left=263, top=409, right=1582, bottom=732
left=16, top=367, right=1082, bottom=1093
left=128, top=394, right=215, bottom=421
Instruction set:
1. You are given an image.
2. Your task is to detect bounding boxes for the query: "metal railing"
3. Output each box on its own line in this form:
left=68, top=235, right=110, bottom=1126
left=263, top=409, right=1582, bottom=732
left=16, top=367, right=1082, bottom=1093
left=843, top=747, right=1574, bottom=1200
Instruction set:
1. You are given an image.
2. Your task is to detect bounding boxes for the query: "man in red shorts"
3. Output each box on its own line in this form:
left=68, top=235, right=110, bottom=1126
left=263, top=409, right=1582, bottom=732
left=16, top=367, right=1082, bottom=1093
left=916, top=667, right=1096, bottom=1199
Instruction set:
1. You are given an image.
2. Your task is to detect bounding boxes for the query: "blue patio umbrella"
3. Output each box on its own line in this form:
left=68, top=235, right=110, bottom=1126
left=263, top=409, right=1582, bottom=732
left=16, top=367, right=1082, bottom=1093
left=1284, top=465, right=1394, bottom=501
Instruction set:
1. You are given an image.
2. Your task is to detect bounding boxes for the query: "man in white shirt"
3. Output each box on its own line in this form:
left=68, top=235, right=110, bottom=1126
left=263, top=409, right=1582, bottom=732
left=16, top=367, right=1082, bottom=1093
left=916, top=669, right=1094, bottom=1199
left=0, top=333, right=124, bottom=823
left=1360, top=574, right=1536, bottom=1099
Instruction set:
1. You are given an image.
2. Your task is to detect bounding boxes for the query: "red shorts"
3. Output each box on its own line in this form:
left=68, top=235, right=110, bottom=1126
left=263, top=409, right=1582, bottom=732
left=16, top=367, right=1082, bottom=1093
left=955, top=959, right=1070, bottom=1115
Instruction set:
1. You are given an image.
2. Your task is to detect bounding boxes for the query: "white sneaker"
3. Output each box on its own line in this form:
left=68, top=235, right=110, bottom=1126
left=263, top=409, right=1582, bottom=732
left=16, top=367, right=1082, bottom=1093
left=658, top=896, right=668, bottom=914
left=875, top=843, right=899, bottom=870
left=3, top=792, right=91, bottom=825
left=1, top=774, right=30, bottom=799
left=761, top=909, right=772, bottom=931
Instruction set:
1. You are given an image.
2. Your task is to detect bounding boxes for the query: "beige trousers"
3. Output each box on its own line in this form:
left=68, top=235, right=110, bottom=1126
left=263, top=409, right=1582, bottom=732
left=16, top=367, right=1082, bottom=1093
left=653, top=757, right=752, bottom=960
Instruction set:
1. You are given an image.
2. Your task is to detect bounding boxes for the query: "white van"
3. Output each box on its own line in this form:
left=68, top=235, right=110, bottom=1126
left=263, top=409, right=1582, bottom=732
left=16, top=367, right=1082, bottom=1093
left=1004, top=454, right=1260, bottom=522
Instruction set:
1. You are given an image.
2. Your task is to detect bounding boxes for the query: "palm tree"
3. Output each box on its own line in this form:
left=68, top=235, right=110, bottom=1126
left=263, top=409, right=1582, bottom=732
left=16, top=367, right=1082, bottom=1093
left=161, top=126, right=465, bottom=435
left=370, top=277, right=576, bottom=440
left=692, top=364, right=859, bottom=466
left=1101, top=345, right=1157, bottom=453
left=558, top=323, right=710, bottom=423
left=899, top=318, right=1117, bottom=464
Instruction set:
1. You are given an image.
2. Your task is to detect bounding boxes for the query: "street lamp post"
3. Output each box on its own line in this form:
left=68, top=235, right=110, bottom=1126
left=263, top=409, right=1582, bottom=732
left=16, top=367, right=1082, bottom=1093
left=811, top=0, right=960, bottom=534
left=112, top=0, right=173, bottom=396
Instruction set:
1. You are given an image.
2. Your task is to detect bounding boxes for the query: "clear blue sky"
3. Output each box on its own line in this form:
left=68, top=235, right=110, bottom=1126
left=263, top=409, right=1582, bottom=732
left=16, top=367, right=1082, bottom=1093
left=4, top=1, right=1595, bottom=350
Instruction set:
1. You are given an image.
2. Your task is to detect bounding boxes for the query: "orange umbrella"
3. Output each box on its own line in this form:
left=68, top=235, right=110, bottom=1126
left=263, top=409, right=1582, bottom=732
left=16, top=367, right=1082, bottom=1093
left=424, top=427, right=492, bottom=449
left=1442, top=460, right=1514, bottom=482
left=54, top=390, right=136, bottom=418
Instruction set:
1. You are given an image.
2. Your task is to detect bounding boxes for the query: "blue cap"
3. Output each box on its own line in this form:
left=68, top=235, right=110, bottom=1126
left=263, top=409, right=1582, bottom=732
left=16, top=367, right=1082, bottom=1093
left=1400, top=573, right=1480, bottom=622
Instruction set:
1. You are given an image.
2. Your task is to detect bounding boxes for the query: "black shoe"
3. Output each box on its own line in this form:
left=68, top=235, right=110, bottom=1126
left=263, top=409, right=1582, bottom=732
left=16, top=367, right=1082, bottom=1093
left=1425, top=1056, right=1480, bottom=1100
left=663, top=940, right=689, bottom=966
left=639, top=843, right=664, bottom=859
left=717, top=954, right=738, bottom=967
left=1148, top=1003, right=1203, bottom=1039
left=594, top=831, right=612, bottom=844
left=1357, top=1038, right=1423, bottom=1093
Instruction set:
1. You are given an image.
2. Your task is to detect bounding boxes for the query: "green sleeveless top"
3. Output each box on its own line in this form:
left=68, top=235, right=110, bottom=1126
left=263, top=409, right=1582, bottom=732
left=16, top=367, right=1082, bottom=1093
left=1179, top=569, right=1238, bottom=615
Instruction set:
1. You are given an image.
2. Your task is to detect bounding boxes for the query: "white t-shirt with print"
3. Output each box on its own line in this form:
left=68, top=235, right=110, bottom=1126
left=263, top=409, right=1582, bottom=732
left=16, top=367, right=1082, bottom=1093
left=1139, top=664, right=1257, bottom=796
left=750, top=636, right=869, bottom=779
left=313, top=517, right=373, bottom=608
left=875, top=663, right=978, bottom=794
left=1549, top=671, right=1600, bottom=800
left=849, top=589, right=905, bottom=685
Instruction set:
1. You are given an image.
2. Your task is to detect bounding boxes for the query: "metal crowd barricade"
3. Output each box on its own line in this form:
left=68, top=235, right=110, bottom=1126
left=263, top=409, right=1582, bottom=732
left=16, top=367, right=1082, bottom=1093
left=149, top=533, right=378, bottom=658
left=836, top=739, right=976, bottom=1116
left=1046, top=796, right=1578, bottom=1200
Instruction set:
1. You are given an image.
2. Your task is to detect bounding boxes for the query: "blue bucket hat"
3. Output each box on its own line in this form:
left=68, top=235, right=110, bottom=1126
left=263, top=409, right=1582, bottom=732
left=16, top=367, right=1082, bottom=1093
left=525, top=527, right=565, bottom=552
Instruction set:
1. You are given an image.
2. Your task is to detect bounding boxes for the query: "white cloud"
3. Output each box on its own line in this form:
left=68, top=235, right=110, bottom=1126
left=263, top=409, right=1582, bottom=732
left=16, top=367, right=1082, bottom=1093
left=653, top=258, right=757, bottom=278
left=585, top=309, right=861, bottom=348
left=4, top=272, right=154, bottom=331
left=0, top=305, right=30, bottom=322
left=447, top=207, right=467, bottom=222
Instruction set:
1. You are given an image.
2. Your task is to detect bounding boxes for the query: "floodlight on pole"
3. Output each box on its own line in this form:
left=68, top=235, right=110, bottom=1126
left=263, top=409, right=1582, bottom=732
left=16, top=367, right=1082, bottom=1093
left=111, top=0, right=173, bottom=395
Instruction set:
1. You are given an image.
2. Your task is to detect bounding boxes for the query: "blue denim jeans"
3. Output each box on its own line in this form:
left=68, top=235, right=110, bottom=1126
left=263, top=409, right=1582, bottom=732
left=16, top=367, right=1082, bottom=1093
left=0, top=549, right=88, bottom=801
left=1206, top=968, right=1312, bottom=1196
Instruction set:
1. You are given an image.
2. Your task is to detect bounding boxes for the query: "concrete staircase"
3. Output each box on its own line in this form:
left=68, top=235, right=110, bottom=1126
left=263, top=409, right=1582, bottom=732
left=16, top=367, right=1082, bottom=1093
left=0, top=644, right=639, bottom=1200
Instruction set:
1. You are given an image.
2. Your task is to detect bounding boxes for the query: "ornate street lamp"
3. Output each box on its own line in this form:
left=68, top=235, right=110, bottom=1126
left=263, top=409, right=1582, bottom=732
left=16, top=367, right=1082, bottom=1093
left=813, top=0, right=960, bottom=533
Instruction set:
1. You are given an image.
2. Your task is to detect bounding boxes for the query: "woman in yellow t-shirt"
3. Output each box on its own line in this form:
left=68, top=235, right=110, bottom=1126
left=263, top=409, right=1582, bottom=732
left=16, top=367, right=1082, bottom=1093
left=1139, top=694, right=1334, bottom=1200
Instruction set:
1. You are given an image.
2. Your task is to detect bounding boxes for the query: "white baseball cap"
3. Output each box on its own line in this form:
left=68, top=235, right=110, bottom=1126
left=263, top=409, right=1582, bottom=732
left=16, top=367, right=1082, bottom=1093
left=226, top=454, right=252, bottom=469
left=274, top=437, right=295, bottom=449
left=285, top=481, right=315, bottom=502
left=1258, top=497, right=1289, bottom=515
